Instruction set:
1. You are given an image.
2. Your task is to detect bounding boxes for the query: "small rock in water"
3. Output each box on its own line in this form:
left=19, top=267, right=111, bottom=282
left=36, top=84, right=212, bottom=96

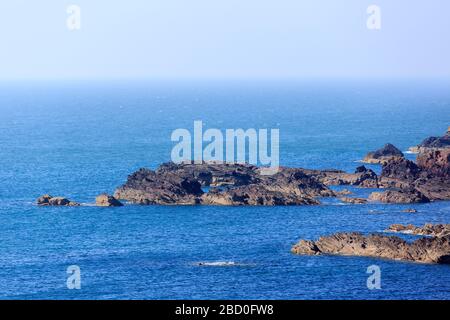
left=95, top=194, right=123, bottom=207
left=402, top=208, right=418, bottom=213
left=37, top=194, right=79, bottom=206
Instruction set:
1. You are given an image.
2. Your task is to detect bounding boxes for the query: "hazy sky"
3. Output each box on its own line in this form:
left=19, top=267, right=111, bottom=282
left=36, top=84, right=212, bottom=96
left=1, top=0, right=449, bottom=80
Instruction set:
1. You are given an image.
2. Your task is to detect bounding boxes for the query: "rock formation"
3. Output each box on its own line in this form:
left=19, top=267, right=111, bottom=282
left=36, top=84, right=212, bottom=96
left=416, top=149, right=450, bottom=179
left=409, top=127, right=450, bottom=153
left=368, top=188, right=430, bottom=204
left=292, top=232, right=450, bottom=264
left=362, top=143, right=404, bottom=164
left=306, top=166, right=379, bottom=188
left=95, top=194, right=123, bottom=207
left=114, top=162, right=334, bottom=206
left=388, top=223, right=450, bottom=238
left=377, top=149, right=450, bottom=201
left=36, top=194, right=79, bottom=206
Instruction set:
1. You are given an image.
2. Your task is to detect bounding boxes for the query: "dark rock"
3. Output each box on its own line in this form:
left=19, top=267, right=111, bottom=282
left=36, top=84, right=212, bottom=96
left=95, top=194, right=123, bottom=207
left=114, top=162, right=333, bottom=206
left=409, top=127, right=450, bottom=152
left=307, top=168, right=379, bottom=188
left=292, top=232, right=450, bottom=264
left=114, top=167, right=204, bottom=205
left=416, top=149, right=450, bottom=179
left=380, top=158, right=422, bottom=182
left=363, top=143, right=404, bottom=164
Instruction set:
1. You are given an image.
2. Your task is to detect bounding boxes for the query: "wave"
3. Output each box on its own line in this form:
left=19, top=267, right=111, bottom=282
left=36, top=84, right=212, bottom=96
left=194, top=261, right=248, bottom=267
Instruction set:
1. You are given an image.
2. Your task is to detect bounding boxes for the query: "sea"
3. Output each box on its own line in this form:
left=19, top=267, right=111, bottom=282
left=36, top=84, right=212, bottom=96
left=0, top=79, right=449, bottom=299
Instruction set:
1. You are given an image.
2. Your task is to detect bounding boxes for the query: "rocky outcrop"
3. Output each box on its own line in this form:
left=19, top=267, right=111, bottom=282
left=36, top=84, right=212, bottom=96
left=339, top=197, right=367, bottom=204
left=409, top=127, right=450, bottom=153
left=416, top=149, right=450, bottom=179
left=377, top=150, right=450, bottom=201
left=95, top=194, right=123, bottom=207
left=368, top=188, right=430, bottom=204
left=362, top=143, right=404, bottom=164
left=114, top=162, right=334, bottom=206
left=388, top=223, right=450, bottom=237
left=291, top=232, right=450, bottom=264
left=114, top=167, right=204, bottom=205
left=307, top=166, right=379, bottom=188
left=37, top=194, right=79, bottom=206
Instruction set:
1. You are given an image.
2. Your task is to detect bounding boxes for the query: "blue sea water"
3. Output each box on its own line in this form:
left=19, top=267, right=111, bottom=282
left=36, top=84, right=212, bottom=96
left=0, top=80, right=449, bottom=299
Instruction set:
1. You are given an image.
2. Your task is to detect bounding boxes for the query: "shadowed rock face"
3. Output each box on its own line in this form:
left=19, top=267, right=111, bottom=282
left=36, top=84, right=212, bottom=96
left=114, top=162, right=334, bottom=206
left=377, top=149, right=450, bottom=202
left=36, top=194, right=79, bottom=206
left=363, top=143, right=404, bottom=164
left=291, top=232, right=450, bottom=264
left=114, top=168, right=204, bottom=205
left=416, top=149, right=450, bottom=179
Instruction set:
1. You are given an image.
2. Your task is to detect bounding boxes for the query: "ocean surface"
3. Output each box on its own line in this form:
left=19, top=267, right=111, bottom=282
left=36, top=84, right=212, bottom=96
left=0, top=80, right=449, bottom=299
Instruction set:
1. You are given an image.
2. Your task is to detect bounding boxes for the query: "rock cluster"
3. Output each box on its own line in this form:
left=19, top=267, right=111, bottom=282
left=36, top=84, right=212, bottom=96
left=306, top=166, right=379, bottom=188
left=36, top=194, right=79, bottom=206
left=374, top=149, right=450, bottom=202
left=114, top=162, right=334, bottom=206
left=291, top=231, right=450, bottom=264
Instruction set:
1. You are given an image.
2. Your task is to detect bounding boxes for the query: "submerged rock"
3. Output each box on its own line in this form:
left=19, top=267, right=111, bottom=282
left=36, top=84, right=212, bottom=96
left=292, top=232, right=450, bottom=264
left=95, top=194, right=123, bottom=207
left=339, top=197, right=367, bottom=204
left=36, top=194, right=79, bottom=206
left=363, top=143, right=404, bottom=164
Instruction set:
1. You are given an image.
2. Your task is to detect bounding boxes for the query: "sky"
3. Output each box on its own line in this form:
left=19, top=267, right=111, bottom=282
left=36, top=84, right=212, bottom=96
left=0, top=0, right=449, bottom=80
